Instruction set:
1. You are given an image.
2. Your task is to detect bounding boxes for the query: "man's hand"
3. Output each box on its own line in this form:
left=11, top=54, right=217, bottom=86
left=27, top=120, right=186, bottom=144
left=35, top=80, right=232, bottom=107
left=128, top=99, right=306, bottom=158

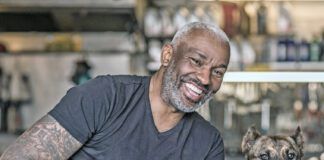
left=0, top=114, right=82, bottom=160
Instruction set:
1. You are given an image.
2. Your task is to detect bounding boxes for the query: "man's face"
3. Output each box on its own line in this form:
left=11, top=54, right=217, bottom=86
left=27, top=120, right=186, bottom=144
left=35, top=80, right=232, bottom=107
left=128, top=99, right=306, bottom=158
left=161, top=30, right=230, bottom=113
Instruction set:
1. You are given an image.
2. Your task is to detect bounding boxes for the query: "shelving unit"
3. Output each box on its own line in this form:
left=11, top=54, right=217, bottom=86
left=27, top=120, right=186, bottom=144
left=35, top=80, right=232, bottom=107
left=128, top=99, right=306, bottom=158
left=142, top=2, right=324, bottom=160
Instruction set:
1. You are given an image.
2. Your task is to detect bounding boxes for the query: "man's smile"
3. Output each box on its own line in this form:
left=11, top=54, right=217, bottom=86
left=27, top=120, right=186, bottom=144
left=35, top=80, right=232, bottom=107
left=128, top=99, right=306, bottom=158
left=181, top=81, right=207, bottom=103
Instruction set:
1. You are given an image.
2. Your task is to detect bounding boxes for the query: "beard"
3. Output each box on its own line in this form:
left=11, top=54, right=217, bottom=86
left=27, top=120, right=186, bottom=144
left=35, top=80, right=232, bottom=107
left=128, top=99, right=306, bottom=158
left=161, top=60, right=214, bottom=113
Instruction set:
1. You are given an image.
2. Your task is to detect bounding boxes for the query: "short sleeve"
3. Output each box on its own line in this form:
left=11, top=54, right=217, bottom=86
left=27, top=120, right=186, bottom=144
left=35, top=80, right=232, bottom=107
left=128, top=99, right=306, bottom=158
left=205, top=132, right=225, bottom=160
left=49, top=76, right=115, bottom=144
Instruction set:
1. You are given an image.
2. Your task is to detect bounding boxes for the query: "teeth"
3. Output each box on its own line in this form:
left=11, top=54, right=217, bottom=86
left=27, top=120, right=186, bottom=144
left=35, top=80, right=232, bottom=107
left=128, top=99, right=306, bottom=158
left=185, top=83, right=202, bottom=94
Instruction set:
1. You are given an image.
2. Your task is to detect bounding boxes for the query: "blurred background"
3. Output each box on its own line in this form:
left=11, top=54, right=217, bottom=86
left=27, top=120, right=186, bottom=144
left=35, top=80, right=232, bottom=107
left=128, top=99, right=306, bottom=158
left=0, top=0, right=323, bottom=159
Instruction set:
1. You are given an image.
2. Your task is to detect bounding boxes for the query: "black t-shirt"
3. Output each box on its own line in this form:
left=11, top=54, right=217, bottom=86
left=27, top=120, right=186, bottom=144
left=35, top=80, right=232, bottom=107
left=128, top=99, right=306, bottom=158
left=49, top=75, right=224, bottom=160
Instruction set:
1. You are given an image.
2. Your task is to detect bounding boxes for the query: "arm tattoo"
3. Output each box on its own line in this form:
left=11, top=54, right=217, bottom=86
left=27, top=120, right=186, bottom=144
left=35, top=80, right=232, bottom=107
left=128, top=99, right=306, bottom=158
left=1, top=114, right=82, bottom=160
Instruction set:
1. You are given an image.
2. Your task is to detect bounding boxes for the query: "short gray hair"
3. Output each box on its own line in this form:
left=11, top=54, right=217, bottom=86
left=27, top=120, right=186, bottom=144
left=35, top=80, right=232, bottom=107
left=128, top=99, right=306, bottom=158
left=170, top=22, right=229, bottom=47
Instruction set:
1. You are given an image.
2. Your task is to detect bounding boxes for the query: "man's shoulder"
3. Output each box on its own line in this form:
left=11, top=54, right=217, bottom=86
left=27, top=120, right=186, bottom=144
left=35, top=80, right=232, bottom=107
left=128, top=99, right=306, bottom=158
left=79, top=75, right=148, bottom=89
left=68, top=75, right=148, bottom=98
left=109, top=75, right=149, bottom=85
left=189, top=112, right=221, bottom=136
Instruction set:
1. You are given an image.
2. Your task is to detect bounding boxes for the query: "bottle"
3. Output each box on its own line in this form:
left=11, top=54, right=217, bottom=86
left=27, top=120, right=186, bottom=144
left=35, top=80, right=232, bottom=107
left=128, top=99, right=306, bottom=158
left=310, top=35, right=321, bottom=61
left=321, top=31, right=324, bottom=61
left=144, top=8, right=162, bottom=37
left=297, top=39, right=310, bottom=62
left=222, top=2, right=240, bottom=37
left=229, top=40, right=241, bottom=70
left=277, top=38, right=287, bottom=61
left=173, top=6, right=190, bottom=31
left=240, top=2, right=251, bottom=36
left=241, top=38, right=256, bottom=65
left=161, top=8, right=176, bottom=36
left=286, top=38, right=297, bottom=62
left=257, top=2, right=267, bottom=35
left=277, top=2, right=292, bottom=34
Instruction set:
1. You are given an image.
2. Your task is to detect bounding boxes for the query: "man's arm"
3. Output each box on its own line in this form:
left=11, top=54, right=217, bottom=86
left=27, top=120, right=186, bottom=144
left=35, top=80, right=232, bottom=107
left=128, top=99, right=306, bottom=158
left=1, top=114, right=82, bottom=160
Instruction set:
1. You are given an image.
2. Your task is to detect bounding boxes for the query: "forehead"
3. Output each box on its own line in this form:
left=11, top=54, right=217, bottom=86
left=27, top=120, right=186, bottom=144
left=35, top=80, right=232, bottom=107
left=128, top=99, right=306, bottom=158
left=175, top=29, right=229, bottom=61
left=186, top=28, right=227, bottom=46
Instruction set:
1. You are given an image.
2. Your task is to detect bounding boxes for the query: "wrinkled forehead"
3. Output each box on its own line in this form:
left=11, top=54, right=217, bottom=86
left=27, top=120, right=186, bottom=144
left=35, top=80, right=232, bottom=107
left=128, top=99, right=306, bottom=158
left=175, top=29, right=230, bottom=56
left=184, top=28, right=229, bottom=45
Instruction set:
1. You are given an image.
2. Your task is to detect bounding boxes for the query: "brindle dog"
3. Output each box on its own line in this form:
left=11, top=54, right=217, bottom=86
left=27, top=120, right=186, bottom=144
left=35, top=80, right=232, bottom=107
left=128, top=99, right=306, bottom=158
left=241, top=126, right=303, bottom=160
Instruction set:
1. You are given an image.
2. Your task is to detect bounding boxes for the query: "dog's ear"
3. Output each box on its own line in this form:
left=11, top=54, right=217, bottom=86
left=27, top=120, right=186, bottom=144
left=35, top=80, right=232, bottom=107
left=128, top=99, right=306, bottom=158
left=241, top=126, right=261, bottom=154
left=291, top=126, right=304, bottom=154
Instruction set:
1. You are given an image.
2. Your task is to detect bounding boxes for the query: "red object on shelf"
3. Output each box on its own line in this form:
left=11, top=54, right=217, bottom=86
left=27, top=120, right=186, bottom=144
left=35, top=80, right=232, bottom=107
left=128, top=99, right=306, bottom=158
left=222, top=2, right=239, bottom=38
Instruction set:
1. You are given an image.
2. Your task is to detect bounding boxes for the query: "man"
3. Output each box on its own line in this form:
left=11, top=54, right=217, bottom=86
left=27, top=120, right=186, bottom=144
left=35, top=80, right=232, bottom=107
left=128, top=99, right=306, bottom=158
left=1, top=22, right=230, bottom=159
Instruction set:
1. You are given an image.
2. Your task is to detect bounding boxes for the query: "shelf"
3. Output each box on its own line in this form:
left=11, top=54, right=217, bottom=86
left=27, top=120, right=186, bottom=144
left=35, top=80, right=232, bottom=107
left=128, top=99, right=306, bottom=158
left=147, top=61, right=324, bottom=82
left=223, top=71, right=324, bottom=83
left=0, top=51, right=132, bottom=56
left=269, top=62, right=324, bottom=71
left=0, top=0, right=135, bottom=9
left=232, top=62, right=324, bottom=71
left=0, top=4, right=136, bottom=32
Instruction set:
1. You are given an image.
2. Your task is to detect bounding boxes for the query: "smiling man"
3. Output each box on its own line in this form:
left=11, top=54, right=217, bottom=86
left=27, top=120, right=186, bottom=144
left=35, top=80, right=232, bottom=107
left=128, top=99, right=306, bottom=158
left=1, top=22, right=230, bottom=160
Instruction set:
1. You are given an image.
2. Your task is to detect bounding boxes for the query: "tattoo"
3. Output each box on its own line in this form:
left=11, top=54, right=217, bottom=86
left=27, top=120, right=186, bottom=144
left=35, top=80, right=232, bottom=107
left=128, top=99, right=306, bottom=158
left=1, top=115, right=82, bottom=160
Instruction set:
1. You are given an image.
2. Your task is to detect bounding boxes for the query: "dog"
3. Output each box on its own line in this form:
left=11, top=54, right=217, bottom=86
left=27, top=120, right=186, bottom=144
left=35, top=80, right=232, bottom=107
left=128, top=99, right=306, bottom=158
left=241, top=126, right=303, bottom=160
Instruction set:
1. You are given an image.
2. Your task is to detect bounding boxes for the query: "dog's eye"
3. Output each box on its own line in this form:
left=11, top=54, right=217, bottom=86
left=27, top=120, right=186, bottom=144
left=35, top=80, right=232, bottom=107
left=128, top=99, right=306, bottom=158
left=260, top=154, right=269, bottom=160
left=287, top=153, right=295, bottom=159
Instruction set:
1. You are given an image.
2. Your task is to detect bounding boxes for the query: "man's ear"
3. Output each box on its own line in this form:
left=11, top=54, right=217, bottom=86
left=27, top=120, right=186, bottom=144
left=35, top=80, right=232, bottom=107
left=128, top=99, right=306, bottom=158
left=241, top=125, right=261, bottom=154
left=161, top=44, right=173, bottom=67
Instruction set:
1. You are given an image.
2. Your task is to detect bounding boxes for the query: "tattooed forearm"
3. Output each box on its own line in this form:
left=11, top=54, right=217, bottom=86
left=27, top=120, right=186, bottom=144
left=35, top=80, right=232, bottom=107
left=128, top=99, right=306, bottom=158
left=0, top=114, right=82, bottom=160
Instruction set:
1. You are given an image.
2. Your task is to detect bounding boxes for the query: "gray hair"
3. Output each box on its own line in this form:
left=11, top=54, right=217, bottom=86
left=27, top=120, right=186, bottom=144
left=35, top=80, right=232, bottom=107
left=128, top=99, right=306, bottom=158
left=170, top=22, right=229, bottom=47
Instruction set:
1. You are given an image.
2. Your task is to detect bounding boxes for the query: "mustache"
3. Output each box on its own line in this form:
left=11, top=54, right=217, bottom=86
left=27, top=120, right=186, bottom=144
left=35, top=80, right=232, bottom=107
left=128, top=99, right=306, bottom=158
left=180, top=75, right=210, bottom=94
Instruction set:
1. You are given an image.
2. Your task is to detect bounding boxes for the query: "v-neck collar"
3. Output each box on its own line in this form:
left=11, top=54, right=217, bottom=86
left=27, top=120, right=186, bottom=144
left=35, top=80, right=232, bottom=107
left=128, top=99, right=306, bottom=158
left=144, top=76, right=186, bottom=137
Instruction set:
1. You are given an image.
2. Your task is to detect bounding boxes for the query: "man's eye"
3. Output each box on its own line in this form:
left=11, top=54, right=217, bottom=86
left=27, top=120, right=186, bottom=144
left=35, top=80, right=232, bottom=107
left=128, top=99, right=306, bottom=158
left=260, top=154, right=269, bottom=160
left=287, top=153, right=295, bottom=160
left=212, top=70, right=224, bottom=77
left=189, top=57, right=201, bottom=66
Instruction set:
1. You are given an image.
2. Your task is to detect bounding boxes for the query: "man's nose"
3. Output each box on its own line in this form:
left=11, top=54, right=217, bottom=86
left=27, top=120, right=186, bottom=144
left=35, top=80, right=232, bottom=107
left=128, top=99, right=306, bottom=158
left=197, top=67, right=211, bottom=85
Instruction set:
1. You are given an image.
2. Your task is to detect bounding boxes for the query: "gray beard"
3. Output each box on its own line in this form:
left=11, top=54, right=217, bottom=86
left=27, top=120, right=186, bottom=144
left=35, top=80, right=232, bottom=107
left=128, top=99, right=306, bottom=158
left=161, top=61, right=214, bottom=113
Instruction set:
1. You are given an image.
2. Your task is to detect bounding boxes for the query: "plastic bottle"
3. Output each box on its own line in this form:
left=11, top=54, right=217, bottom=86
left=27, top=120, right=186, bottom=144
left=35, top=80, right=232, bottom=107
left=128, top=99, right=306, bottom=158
left=321, top=31, right=324, bottom=61
left=257, top=3, right=267, bottom=35
left=240, top=2, right=251, bottom=36
left=277, top=38, right=287, bottom=61
left=310, top=35, right=321, bottom=61
left=286, top=38, right=297, bottom=62
left=277, top=2, right=292, bottom=34
left=298, top=39, right=310, bottom=62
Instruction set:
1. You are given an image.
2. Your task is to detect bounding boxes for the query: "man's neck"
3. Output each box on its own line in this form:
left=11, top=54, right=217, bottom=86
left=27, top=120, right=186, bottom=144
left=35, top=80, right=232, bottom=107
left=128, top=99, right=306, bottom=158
left=149, top=70, right=185, bottom=133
